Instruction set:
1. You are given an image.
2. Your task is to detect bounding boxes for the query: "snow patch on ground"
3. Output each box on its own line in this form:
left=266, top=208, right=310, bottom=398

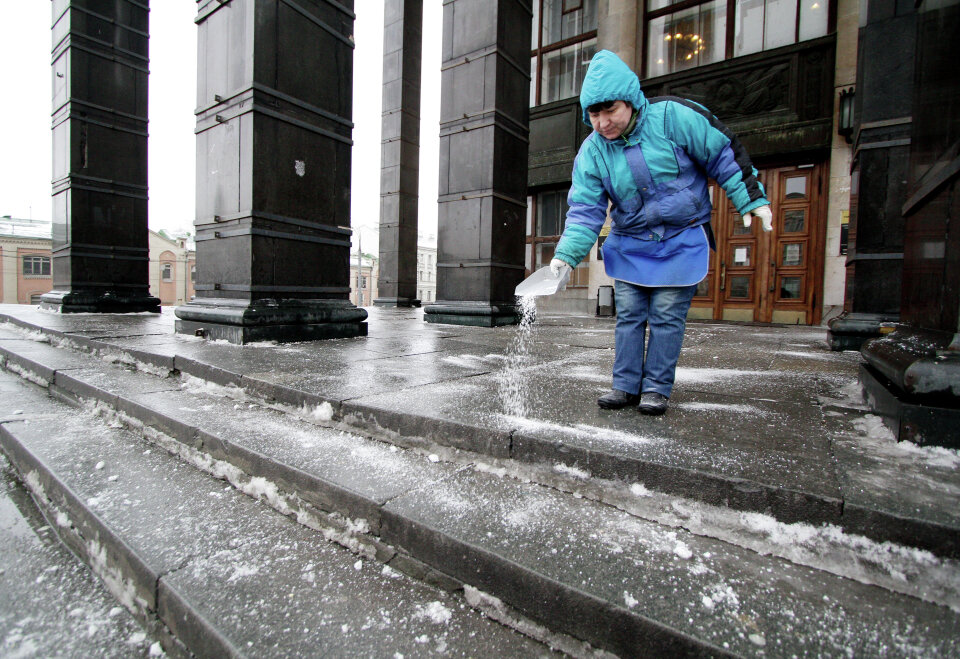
left=180, top=374, right=249, bottom=403
left=553, top=463, right=590, bottom=480
left=414, top=602, right=452, bottom=625
left=674, top=402, right=764, bottom=415
left=500, top=414, right=655, bottom=447
left=674, top=367, right=774, bottom=384
left=442, top=355, right=485, bottom=369
left=776, top=350, right=833, bottom=361
left=853, top=414, right=960, bottom=469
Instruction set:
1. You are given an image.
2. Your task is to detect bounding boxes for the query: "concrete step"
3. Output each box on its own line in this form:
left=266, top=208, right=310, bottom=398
left=1, top=321, right=959, bottom=656
left=2, top=311, right=958, bottom=561
left=0, top=370, right=555, bottom=658
left=0, top=451, right=157, bottom=658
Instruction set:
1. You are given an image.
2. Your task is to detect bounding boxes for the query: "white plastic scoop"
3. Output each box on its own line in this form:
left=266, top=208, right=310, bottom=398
left=514, top=265, right=570, bottom=297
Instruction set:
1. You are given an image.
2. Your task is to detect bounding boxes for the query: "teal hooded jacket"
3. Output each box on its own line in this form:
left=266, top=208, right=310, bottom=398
left=554, top=50, right=769, bottom=271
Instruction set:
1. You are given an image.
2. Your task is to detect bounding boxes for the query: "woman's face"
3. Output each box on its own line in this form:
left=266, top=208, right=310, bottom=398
left=588, top=100, right=633, bottom=140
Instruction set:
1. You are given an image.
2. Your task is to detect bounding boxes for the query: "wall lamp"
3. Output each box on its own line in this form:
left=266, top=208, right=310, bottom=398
left=838, top=87, right=855, bottom=144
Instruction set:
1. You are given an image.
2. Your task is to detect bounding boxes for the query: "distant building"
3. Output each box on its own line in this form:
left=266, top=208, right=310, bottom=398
left=0, top=218, right=196, bottom=307
left=148, top=230, right=196, bottom=306
left=349, top=253, right=379, bottom=307
left=0, top=216, right=53, bottom=305
left=417, top=245, right=436, bottom=304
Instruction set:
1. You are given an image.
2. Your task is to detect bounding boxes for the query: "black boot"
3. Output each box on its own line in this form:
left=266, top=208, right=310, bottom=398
left=639, top=392, right=668, bottom=415
left=597, top=389, right=641, bottom=409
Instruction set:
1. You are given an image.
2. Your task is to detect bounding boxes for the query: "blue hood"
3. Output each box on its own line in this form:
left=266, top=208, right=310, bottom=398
left=579, top=50, right=646, bottom=125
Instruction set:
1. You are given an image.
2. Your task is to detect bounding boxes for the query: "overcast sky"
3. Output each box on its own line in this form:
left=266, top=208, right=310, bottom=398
left=0, top=2, right=441, bottom=253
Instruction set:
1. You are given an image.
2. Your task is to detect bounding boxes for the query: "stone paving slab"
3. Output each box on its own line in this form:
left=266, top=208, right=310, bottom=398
left=0, top=338, right=95, bottom=385
left=346, top=364, right=843, bottom=525
left=821, top=405, right=960, bottom=556
left=239, top=349, right=493, bottom=406
left=0, top=308, right=172, bottom=338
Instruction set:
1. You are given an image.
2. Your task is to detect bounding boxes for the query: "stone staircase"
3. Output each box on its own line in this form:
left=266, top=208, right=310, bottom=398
left=0, top=316, right=958, bottom=657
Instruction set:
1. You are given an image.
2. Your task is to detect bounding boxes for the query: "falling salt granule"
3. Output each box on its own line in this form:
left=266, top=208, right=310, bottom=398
left=127, top=632, right=147, bottom=645
left=108, top=475, right=119, bottom=482
left=701, top=596, right=714, bottom=610
left=428, top=454, right=440, bottom=463
left=674, top=541, right=693, bottom=560
left=148, top=642, right=164, bottom=656
left=94, top=461, right=105, bottom=470
left=623, top=592, right=639, bottom=608
left=354, top=560, right=363, bottom=571
left=749, top=633, right=766, bottom=647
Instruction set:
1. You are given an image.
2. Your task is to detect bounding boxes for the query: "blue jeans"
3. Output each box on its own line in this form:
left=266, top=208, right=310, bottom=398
left=613, top=280, right=697, bottom=398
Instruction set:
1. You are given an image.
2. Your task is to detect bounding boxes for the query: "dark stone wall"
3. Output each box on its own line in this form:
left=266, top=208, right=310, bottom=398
left=900, top=2, right=960, bottom=332
left=844, top=3, right=916, bottom=315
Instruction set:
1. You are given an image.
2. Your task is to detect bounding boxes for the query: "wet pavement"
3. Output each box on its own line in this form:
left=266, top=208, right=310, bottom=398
left=1, top=303, right=958, bottom=558
left=0, top=453, right=157, bottom=657
left=2, top=303, right=960, bottom=657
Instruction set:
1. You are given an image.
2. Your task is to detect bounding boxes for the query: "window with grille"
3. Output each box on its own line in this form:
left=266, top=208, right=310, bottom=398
left=22, top=255, right=50, bottom=277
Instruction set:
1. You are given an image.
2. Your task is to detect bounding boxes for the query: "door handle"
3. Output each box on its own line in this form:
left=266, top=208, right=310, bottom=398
left=720, top=262, right=726, bottom=291
left=769, top=261, right=776, bottom=293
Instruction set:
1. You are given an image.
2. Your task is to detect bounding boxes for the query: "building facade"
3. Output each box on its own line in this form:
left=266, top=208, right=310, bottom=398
left=1, top=220, right=196, bottom=308
left=417, top=245, right=437, bottom=304
left=526, top=0, right=856, bottom=325
left=349, top=254, right=380, bottom=307
left=0, top=217, right=53, bottom=305
left=148, top=230, right=196, bottom=307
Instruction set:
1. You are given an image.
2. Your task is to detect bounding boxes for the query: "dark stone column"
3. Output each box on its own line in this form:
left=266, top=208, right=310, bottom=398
left=175, top=0, right=366, bottom=344
left=374, top=0, right=422, bottom=308
left=42, top=0, right=160, bottom=313
left=423, top=0, right=531, bottom=327
left=859, top=1, right=960, bottom=448
left=828, top=3, right=915, bottom=349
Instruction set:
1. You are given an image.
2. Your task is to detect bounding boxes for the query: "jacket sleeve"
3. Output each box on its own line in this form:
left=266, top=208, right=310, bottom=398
left=554, top=141, right=608, bottom=268
left=665, top=100, right=769, bottom=215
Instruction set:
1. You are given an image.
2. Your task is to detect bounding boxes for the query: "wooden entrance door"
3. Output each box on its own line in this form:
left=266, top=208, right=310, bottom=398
left=690, top=164, right=826, bottom=324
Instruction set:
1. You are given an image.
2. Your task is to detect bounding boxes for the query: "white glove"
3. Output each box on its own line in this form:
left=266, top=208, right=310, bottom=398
left=550, top=258, right=572, bottom=279
left=742, top=205, right=773, bottom=232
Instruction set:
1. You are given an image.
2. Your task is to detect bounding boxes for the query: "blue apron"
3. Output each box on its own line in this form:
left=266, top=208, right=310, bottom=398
left=602, top=225, right=709, bottom=287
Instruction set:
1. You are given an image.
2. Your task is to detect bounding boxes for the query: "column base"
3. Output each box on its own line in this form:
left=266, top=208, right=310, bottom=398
left=174, top=298, right=368, bottom=344
left=860, top=327, right=960, bottom=448
left=827, top=312, right=899, bottom=351
left=40, top=290, right=161, bottom=314
left=423, top=302, right=520, bottom=327
left=373, top=297, right=422, bottom=308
